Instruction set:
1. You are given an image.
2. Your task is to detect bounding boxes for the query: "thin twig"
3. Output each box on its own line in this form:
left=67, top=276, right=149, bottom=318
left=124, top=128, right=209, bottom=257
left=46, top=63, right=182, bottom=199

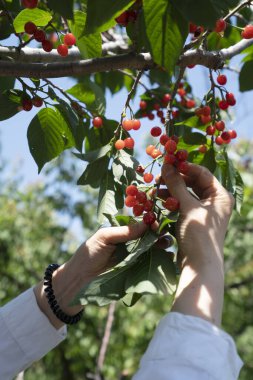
left=95, top=301, right=116, bottom=380
left=165, top=67, right=186, bottom=135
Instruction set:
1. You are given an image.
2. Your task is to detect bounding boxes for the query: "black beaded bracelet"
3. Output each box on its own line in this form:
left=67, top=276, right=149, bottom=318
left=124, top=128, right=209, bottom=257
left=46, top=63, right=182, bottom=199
left=43, top=263, right=83, bottom=325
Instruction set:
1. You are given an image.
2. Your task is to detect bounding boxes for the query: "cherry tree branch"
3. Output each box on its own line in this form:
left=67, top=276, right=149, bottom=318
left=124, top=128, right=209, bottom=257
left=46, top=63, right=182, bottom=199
left=0, top=38, right=252, bottom=78
left=95, top=301, right=116, bottom=380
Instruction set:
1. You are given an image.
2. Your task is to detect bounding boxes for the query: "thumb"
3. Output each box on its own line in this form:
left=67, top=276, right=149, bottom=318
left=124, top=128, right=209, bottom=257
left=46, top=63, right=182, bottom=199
left=161, top=164, right=194, bottom=209
left=98, top=222, right=148, bottom=245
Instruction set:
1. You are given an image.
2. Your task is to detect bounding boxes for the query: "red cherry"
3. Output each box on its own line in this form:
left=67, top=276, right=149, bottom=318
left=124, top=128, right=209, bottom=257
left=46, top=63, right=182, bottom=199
left=143, top=173, right=154, bottom=183
left=160, top=134, right=170, bottom=146
left=63, top=33, right=76, bottom=46
left=150, top=126, right=162, bottom=137
left=186, top=99, right=195, bottom=108
left=122, top=119, right=134, bottom=131
left=133, top=204, right=144, bottom=217
left=124, top=137, right=135, bottom=149
left=164, top=153, right=176, bottom=165
left=136, top=191, right=147, bottom=203
left=206, top=125, right=216, bottom=135
left=32, top=96, right=43, bottom=107
left=22, top=0, right=38, bottom=8
left=139, top=100, right=147, bottom=110
left=143, top=211, right=156, bottom=225
left=177, top=88, right=186, bottom=97
left=164, top=197, right=180, bottom=212
left=115, top=139, right=125, bottom=150
left=125, top=195, right=137, bottom=207
left=162, top=93, right=171, bottom=103
left=187, top=64, right=195, bottom=69
left=165, top=139, right=177, bottom=154
left=189, top=23, right=198, bottom=34
left=215, top=136, right=224, bottom=145
left=143, top=200, right=154, bottom=212
left=228, top=129, right=237, bottom=139
left=172, top=110, right=179, bottom=118
left=42, top=40, right=53, bottom=52
left=241, top=25, right=253, bottom=39
left=34, top=29, right=46, bottom=42
left=176, top=149, right=188, bottom=161
left=226, top=92, right=236, bottom=106
left=115, top=11, right=129, bottom=26
left=202, top=106, right=211, bottom=116
left=146, top=145, right=155, bottom=155
left=215, top=120, right=225, bottom=131
left=147, top=113, right=155, bottom=120
left=126, top=185, right=138, bottom=196
left=214, top=19, right=226, bottom=33
left=217, top=74, right=227, bottom=85
left=132, top=119, right=141, bottom=130
left=200, top=115, right=212, bottom=125
left=157, top=110, right=164, bottom=118
left=22, top=98, right=33, bottom=111
left=221, top=131, right=231, bottom=141
left=57, top=44, right=69, bottom=57
left=153, top=103, right=160, bottom=111
left=24, top=22, right=37, bottom=35
left=171, top=135, right=179, bottom=144
left=136, top=165, right=145, bottom=174
left=151, top=149, right=162, bottom=159
left=194, top=26, right=204, bottom=37
left=218, top=100, right=229, bottom=110
left=92, top=116, right=103, bottom=128
left=198, top=145, right=207, bottom=153
left=177, top=161, right=189, bottom=174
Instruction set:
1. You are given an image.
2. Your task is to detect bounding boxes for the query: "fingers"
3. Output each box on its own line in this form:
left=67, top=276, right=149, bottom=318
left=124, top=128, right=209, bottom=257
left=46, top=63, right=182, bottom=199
left=180, top=163, right=228, bottom=200
left=161, top=164, right=195, bottom=209
left=97, top=222, right=148, bottom=245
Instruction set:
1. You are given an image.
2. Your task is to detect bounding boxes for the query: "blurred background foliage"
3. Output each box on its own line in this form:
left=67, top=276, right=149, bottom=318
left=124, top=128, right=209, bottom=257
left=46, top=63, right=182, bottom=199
left=0, top=140, right=253, bottom=380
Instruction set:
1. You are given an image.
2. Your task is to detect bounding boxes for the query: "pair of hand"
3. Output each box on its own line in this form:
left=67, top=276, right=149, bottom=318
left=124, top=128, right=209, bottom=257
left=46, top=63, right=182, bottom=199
left=72, top=163, right=234, bottom=282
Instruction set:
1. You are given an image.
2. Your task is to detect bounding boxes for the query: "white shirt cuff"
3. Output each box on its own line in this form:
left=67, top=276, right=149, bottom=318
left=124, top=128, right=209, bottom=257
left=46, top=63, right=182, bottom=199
left=0, top=287, right=67, bottom=377
left=133, top=312, right=243, bottom=380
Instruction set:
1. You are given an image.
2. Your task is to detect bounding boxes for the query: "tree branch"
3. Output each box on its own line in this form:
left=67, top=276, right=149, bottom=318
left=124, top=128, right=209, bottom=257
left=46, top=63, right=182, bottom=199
left=0, top=39, right=252, bottom=78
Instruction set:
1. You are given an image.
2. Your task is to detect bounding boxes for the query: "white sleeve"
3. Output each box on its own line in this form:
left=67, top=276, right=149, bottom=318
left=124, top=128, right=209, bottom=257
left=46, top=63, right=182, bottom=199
left=0, top=288, right=67, bottom=380
left=133, top=312, right=243, bottom=380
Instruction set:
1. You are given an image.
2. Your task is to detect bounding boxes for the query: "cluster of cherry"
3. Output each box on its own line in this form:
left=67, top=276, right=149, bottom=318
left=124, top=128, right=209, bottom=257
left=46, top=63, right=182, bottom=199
left=125, top=184, right=179, bottom=225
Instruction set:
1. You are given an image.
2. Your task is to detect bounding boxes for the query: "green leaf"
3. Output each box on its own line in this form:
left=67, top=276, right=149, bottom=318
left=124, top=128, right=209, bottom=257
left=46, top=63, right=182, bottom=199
left=47, top=0, right=74, bottom=19
left=125, top=248, right=177, bottom=296
left=75, top=144, right=111, bottom=163
left=72, top=230, right=158, bottom=306
left=0, top=77, right=15, bottom=93
left=97, top=170, right=118, bottom=223
left=143, top=0, right=187, bottom=72
left=69, top=11, right=102, bottom=59
left=85, top=0, right=135, bottom=34
left=239, top=60, right=253, bottom=92
left=77, top=155, right=110, bottom=187
left=122, top=292, right=143, bottom=307
left=116, top=150, right=143, bottom=185
left=0, top=14, right=14, bottom=40
left=215, top=152, right=244, bottom=213
left=27, top=108, right=75, bottom=172
left=171, top=0, right=240, bottom=29
left=13, top=9, right=52, bottom=33
left=67, top=79, right=106, bottom=115
left=0, top=89, right=22, bottom=121
left=55, top=100, right=86, bottom=152
left=66, top=81, right=95, bottom=105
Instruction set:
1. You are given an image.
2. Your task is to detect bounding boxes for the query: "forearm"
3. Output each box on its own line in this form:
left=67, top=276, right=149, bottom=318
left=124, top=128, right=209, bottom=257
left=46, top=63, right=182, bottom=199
left=172, top=243, right=225, bottom=327
left=33, top=249, right=93, bottom=329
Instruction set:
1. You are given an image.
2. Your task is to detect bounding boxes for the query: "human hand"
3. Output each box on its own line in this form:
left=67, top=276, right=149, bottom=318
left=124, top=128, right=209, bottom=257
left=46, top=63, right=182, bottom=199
left=161, top=162, right=234, bottom=268
left=161, top=163, right=234, bottom=325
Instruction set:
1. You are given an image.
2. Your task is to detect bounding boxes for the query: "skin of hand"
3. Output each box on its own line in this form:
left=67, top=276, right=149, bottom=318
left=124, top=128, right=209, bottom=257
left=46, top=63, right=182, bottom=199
left=161, top=163, right=234, bottom=326
left=34, top=223, right=149, bottom=329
